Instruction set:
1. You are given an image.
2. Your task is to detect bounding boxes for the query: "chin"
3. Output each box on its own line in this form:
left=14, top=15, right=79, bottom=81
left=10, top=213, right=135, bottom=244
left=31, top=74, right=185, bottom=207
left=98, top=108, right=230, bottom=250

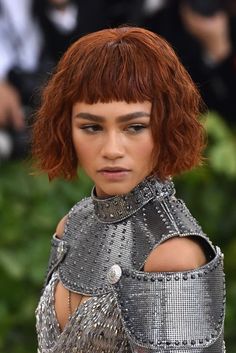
left=98, top=181, right=138, bottom=197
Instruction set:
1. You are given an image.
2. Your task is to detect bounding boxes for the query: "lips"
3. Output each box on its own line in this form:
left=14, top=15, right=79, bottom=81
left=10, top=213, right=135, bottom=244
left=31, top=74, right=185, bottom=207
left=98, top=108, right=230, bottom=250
left=98, top=167, right=130, bottom=172
left=97, top=167, right=131, bottom=180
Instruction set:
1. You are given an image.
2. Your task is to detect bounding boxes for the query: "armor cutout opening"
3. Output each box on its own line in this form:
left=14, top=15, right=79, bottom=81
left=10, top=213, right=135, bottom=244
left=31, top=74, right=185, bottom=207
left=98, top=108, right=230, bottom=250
left=54, top=280, right=91, bottom=331
left=143, top=235, right=216, bottom=273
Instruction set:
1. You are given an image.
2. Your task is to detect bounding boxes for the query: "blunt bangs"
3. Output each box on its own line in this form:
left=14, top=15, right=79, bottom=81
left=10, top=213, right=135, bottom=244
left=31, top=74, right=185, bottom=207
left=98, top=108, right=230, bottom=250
left=69, top=43, right=153, bottom=104
left=59, top=27, right=174, bottom=104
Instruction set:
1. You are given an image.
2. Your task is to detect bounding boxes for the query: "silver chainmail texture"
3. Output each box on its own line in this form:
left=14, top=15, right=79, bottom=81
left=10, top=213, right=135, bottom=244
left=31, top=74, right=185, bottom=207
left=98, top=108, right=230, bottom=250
left=36, top=271, right=131, bottom=353
left=111, top=247, right=225, bottom=352
left=36, top=177, right=226, bottom=352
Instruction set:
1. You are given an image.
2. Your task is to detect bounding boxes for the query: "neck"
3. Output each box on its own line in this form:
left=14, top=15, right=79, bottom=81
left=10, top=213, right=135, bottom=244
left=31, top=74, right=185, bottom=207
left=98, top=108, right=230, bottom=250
left=91, top=177, right=174, bottom=223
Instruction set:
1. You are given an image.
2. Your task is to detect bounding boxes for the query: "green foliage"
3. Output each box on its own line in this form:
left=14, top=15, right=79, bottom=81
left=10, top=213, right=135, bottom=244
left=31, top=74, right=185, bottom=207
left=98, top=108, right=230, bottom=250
left=0, top=166, right=93, bottom=352
left=0, top=112, right=235, bottom=352
left=205, top=112, right=236, bottom=178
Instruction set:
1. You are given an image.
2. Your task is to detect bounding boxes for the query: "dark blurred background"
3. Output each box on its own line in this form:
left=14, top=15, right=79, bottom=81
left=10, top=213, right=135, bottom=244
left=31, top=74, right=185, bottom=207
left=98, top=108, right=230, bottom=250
left=0, top=1, right=236, bottom=352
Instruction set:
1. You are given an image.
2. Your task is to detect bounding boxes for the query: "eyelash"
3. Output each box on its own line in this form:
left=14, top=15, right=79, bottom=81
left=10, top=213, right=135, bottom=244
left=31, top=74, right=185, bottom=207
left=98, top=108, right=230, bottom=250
left=79, top=125, right=102, bottom=133
left=128, top=124, right=148, bottom=133
left=79, top=124, right=148, bottom=134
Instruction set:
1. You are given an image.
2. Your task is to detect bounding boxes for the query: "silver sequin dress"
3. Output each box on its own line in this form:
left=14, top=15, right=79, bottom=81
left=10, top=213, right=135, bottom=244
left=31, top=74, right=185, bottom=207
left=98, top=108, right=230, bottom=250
left=36, top=178, right=226, bottom=353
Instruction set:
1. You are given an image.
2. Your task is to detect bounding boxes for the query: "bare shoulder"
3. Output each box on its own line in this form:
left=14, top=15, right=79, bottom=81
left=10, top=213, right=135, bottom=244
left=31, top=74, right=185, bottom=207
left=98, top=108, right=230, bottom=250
left=55, top=215, right=68, bottom=239
left=144, top=236, right=208, bottom=273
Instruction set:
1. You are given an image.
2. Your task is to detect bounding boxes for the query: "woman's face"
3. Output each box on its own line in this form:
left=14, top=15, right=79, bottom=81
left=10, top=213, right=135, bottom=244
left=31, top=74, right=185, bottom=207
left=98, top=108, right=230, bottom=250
left=72, top=101, right=154, bottom=197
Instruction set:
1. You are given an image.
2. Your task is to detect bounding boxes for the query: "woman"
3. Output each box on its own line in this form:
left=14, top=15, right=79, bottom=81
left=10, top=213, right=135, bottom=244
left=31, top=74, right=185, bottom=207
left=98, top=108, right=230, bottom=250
left=33, top=27, right=225, bottom=353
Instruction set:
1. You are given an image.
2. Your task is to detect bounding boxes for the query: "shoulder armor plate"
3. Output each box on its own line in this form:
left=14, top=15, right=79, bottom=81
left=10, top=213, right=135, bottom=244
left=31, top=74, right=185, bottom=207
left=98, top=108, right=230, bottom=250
left=109, top=247, right=226, bottom=352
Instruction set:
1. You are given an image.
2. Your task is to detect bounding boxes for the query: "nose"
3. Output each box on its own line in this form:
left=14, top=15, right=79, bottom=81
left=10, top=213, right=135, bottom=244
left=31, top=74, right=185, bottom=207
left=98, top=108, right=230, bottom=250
left=101, top=132, right=124, bottom=160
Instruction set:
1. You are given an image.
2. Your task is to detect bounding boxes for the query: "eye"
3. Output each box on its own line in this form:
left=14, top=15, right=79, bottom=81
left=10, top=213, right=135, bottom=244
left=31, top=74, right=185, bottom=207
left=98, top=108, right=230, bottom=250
left=126, top=124, right=148, bottom=133
left=79, top=124, right=102, bottom=133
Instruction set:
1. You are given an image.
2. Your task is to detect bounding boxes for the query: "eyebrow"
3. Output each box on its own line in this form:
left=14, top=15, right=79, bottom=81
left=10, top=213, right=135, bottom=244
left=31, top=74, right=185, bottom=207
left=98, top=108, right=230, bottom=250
left=74, top=111, right=150, bottom=123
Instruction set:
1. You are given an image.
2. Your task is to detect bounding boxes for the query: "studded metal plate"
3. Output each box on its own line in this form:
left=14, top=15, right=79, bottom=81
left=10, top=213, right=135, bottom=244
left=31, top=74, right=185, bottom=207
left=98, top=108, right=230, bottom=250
left=54, top=178, right=214, bottom=295
left=112, top=247, right=225, bottom=351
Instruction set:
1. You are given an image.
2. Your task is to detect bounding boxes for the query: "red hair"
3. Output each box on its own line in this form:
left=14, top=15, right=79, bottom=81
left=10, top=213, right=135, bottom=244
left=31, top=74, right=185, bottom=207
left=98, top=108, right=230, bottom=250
left=32, top=26, right=205, bottom=180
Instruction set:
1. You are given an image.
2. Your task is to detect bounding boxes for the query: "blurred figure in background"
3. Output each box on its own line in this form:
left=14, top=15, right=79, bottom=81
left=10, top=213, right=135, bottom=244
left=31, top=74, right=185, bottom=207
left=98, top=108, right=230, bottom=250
left=0, top=0, right=42, bottom=160
left=0, top=0, right=143, bottom=161
left=142, top=0, right=236, bottom=124
left=0, top=0, right=83, bottom=161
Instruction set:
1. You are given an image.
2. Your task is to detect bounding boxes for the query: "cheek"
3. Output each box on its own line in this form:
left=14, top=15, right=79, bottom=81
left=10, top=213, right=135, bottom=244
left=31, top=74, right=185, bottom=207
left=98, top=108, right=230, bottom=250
left=136, top=138, right=154, bottom=161
left=72, top=132, right=87, bottom=164
left=138, top=140, right=155, bottom=172
left=74, top=146, right=89, bottom=167
left=72, top=136, right=99, bottom=174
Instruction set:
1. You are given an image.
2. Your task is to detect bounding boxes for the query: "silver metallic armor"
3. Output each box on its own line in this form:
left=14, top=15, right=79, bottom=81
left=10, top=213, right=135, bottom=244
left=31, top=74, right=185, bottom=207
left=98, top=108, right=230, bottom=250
left=36, top=178, right=226, bottom=352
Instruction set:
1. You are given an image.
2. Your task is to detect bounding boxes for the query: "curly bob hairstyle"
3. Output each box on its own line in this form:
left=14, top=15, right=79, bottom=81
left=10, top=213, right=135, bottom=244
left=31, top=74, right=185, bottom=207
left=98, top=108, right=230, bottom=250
left=32, top=26, right=205, bottom=180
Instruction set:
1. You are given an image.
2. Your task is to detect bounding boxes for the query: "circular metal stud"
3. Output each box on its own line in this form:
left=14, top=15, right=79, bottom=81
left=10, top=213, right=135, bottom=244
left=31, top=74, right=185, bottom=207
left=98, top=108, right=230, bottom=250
left=107, top=264, right=122, bottom=284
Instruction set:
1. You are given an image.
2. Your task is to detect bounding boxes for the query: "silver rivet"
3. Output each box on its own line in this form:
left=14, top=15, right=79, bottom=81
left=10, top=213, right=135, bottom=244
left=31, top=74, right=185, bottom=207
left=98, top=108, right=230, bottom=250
left=57, top=241, right=65, bottom=256
left=107, top=264, right=122, bottom=284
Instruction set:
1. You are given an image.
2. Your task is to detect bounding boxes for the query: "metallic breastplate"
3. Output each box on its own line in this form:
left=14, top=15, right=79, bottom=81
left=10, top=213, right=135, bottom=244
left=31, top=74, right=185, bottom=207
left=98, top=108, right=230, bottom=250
left=46, top=178, right=215, bottom=296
